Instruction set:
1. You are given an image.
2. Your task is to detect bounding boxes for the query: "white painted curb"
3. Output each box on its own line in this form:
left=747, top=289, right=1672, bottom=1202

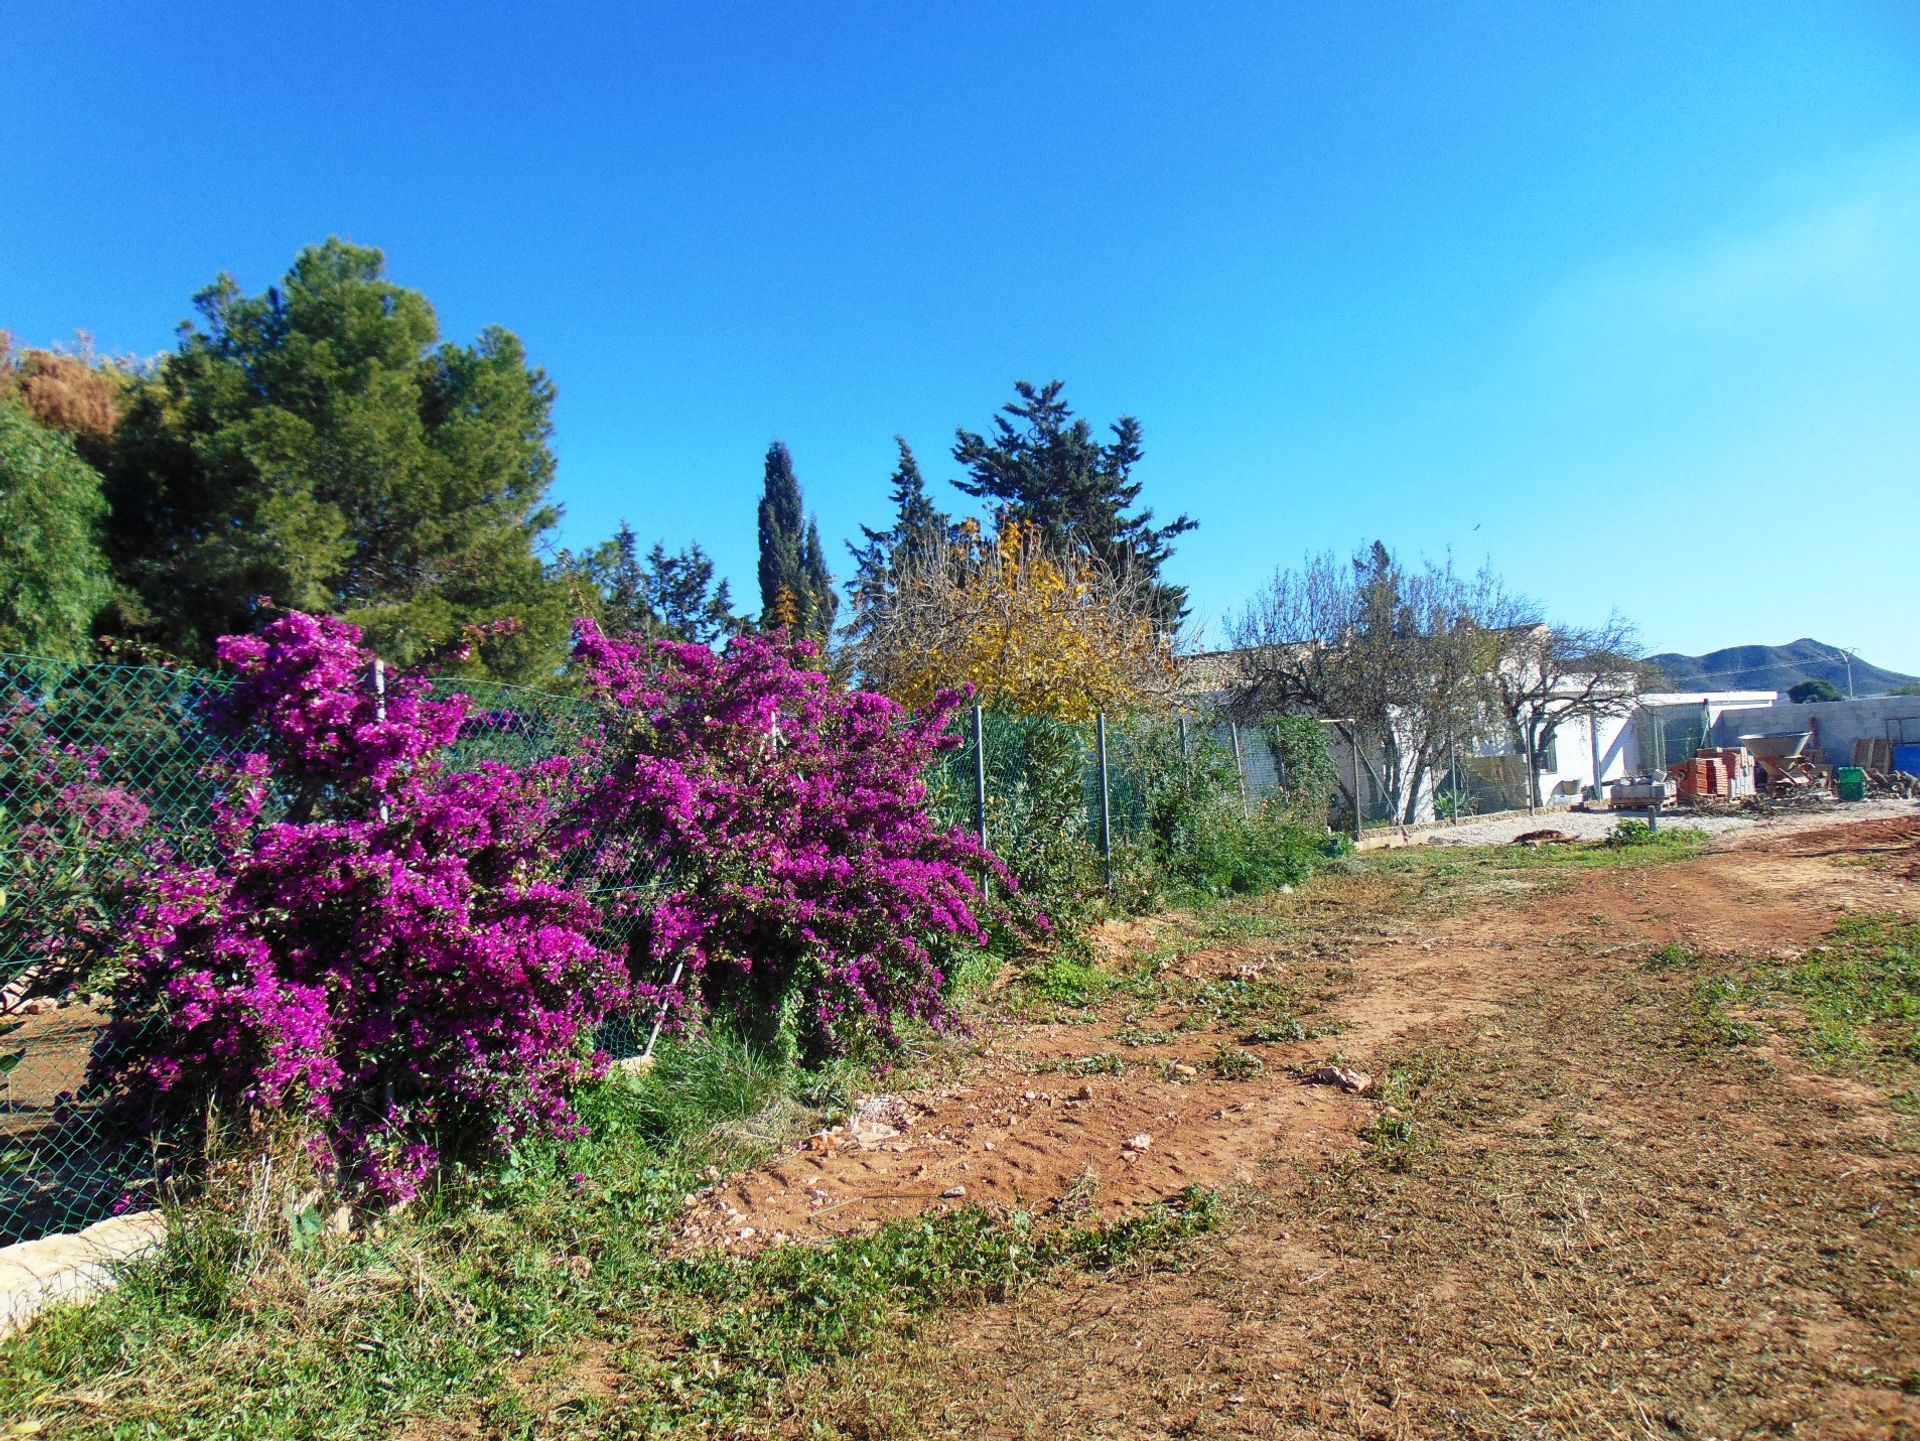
left=0, top=1211, right=165, bottom=1339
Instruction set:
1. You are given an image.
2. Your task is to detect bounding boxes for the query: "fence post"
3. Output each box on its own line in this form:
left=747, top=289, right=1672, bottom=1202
left=368, top=658, right=390, bottom=825
left=1524, top=721, right=1537, bottom=816
left=1096, top=711, right=1113, bottom=892
left=1349, top=729, right=1365, bottom=843
left=1178, top=713, right=1189, bottom=757
left=972, top=703, right=988, bottom=850
left=1450, top=734, right=1464, bottom=825
left=1228, top=721, right=1249, bottom=817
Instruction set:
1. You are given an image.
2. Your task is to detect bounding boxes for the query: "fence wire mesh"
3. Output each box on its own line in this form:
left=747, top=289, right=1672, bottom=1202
left=3, top=650, right=1560, bottom=1244
left=2, top=655, right=241, bottom=1242
left=0, top=660, right=659, bottom=1243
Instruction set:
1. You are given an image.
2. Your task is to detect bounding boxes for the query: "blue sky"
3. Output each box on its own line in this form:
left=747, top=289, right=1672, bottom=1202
left=5, top=3, right=1917, bottom=671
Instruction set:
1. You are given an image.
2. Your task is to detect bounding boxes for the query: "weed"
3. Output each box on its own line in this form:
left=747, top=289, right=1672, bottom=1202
left=1017, top=953, right=1117, bottom=1012
left=1033, top=1052, right=1128, bottom=1077
left=1241, top=1017, right=1309, bottom=1044
left=1358, top=1055, right=1451, bottom=1171
left=1686, top=976, right=1760, bottom=1049
left=1207, top=1046, right=1265, bottom=1081
left=1648, top=940, right=1702, bottom=971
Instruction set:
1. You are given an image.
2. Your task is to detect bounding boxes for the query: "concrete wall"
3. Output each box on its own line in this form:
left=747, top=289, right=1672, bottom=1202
left=1706, top=696, right=1920, bottom=765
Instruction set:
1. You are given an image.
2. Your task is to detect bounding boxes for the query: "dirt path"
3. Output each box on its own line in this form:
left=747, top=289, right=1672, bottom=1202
left=682, top=819, right=1917, bottom=1252
left=684, top=816, right=1920, bottom=1437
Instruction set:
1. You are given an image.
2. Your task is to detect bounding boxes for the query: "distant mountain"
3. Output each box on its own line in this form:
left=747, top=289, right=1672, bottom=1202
left=1648, top=639, right=1919, bottom=696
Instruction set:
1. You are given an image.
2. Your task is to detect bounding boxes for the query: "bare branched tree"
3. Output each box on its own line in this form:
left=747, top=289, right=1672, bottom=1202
left=1229, top=544, right=1504, bottom=824
left=1483, top=610, right=1648, bottom=806
left=1232, top=543, right=1648, bottom=818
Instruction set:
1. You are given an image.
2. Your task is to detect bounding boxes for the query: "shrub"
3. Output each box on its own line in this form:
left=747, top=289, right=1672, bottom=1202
left=1259, top=713, right=1338, bottom=824
left=949, top=709, right=1104, bottom=934
left=1, top=696, right=160, bottom=1005
left=568, top=622, right=1014, bottom=1063
left=1112, top=717, right=1329, bottom=903
left=91, top=612, right=627, bottom=1204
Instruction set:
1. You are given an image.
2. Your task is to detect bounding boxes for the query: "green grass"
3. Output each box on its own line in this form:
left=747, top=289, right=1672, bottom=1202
left=1031, top=1051, right=1129, bottom=1077
left=1356, top=1054, right=1450, bottom=1171
left=0, top=1029, right=1220, bottom=1440
left=1205, top=1045, right=1265, bottom=1081
left=1642, top=914, right=1920, bottom=1080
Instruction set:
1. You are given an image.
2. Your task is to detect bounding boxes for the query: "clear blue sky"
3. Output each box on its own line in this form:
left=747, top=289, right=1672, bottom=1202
left=5, top=3, right=1917, bottom=671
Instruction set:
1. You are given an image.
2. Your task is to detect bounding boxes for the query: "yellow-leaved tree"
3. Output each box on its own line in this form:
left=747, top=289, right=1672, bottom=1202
left=849, top=518, right=1175, bottom=720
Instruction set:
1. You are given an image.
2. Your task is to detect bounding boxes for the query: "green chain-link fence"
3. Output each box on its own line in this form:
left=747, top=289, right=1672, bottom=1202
left=2, top=655, right=242, bottom=1243
left=3, top=659, right=1344, bottom=1245
left=0, top=659, right=658, bottom=1243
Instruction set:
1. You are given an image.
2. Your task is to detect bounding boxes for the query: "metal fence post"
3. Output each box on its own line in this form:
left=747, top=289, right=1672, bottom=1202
left=1096, top=711, right=1113, bottom=892
left=972, top=703, right=988, bottom=850
left=1349, top=728, right=1365, bottom=843
left=1450, top=735, right=1464, bottom=825
left=1178, top=713, right=1189, bottom=757
left=368, top=658, right=390, bottom=824
left=1524, top=721, right=1537, bottom=816
left=1228, top=721, right=1250, bottom=817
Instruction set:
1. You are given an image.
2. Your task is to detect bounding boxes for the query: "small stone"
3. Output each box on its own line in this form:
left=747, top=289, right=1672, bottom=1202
left=982, top=1140, right=995, bottom=1151
left=1169, top=1062, right=1197, bottom=1079
left=1072, top=1083, right=1094, bottom=1101
left=942, top=1184, right=967, bottom=1199
left=737, top=1226, right=755, bottom=1239
left=1309, top=1065, right=1374, bottom=1095
left=1123, top=1133, right=1152, bottom=1153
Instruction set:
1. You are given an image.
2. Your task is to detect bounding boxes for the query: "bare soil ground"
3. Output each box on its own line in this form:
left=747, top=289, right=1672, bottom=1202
left=693, top=814, right=1920, bottom=1438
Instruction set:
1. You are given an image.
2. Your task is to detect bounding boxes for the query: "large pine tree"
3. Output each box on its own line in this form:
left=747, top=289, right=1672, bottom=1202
left=100, top=239, right=569, bottom=680
left=755, top=440, right=835, bottom=640
left=952, top=380, right=1195, bottom=626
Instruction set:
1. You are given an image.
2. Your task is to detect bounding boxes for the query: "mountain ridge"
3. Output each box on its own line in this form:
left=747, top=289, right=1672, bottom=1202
left=1649, top=639, right=1918, bottom=696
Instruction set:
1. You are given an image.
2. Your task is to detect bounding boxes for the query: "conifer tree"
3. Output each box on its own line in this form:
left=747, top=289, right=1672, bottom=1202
left=643, top=540, right=741, bottom=646
left=755, top=440, right=834, bottom=641
left=847, top=437, right=952, bottom=614
left=99, top=239, right=568, bottom=680
left=952, top=380, right=1195, bottom=626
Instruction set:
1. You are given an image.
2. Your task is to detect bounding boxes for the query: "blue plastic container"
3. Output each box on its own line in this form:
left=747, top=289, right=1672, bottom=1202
left=1894, top=744, right=1920, bottom=776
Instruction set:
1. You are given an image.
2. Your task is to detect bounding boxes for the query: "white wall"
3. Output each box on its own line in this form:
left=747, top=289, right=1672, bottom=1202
left=1706, top=695, right=1920, bottom=765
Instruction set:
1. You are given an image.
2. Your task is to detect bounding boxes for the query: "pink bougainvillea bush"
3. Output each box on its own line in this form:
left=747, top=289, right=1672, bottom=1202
left=0, top=695, right=160, bottom=1007
left=86, top=608, right=1014, bottom=1204
left=91, top=612, right=627, bottom=1202
left=568, top=621, right=1013, bottom=1063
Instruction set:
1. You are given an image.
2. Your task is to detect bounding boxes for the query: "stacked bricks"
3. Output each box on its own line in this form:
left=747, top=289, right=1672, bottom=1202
left=1668, top=748, right=1755, bottom=800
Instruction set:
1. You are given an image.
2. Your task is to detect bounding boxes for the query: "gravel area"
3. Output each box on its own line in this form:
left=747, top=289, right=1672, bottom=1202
left=1379, top=796, right=1920, bottom=848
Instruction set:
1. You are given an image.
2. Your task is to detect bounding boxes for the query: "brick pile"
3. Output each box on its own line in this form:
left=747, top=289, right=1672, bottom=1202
left=1669, top=747, right=1756, bottom=801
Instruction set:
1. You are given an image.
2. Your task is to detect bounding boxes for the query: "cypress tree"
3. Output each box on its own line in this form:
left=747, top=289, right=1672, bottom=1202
left=757, top=440, right=804, bottom=627
left=755, top=440, right=834, bottom=642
